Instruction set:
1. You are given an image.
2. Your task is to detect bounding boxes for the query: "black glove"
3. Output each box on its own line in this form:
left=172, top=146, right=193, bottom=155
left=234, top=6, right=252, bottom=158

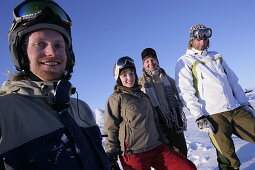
left=106, top=152, right=121, bottom=170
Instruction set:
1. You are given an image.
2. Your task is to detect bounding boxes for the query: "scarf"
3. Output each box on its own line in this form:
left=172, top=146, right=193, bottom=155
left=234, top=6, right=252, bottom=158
left=143, top=69, right=187, bottom=133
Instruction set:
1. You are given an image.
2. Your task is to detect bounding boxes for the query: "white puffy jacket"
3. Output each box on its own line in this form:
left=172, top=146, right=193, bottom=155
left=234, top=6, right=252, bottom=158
left=175, top=48, right=249, bottom=119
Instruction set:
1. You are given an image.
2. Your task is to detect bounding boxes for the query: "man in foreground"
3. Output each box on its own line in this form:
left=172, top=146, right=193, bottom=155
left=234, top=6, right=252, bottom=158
left=0, top=0, right=109, bottom=169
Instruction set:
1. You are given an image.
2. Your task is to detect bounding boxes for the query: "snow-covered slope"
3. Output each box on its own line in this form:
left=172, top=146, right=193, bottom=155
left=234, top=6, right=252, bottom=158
left=94, top=91, right=255, bottom=170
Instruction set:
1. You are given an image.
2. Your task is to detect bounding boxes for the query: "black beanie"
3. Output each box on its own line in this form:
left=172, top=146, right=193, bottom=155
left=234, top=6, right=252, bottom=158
left=141, top=48, right=158, bottom=63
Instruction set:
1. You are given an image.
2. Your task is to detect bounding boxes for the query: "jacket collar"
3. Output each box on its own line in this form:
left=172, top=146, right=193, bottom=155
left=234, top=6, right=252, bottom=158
left=115, top=85, right=144, bottom=98
left=0, top=80, right=58, bottom=98
left=186, top=48, right=208, bottom=56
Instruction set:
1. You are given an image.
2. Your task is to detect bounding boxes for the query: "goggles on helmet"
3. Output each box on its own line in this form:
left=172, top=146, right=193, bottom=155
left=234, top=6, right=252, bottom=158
left=114, top=56, right=135, bottom=81
left=116, top=56, right=134, bottom=67
left=191, top=28, right=212, bottom=40
left=13, top=0, right=72, bottom=26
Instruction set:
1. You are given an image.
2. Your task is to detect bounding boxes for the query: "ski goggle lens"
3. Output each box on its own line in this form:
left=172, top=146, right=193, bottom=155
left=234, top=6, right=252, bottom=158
left=116, top=57, right=134, bottom=67
left=192, top=28, right=212, bottom=40
left=14, top=1, right=71, bottom=25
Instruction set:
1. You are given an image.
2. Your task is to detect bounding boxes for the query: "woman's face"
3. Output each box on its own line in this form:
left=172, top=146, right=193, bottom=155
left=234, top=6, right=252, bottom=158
left=119, top=68, right=135, bottom=88
left=143, top=57, right=158, bottom=71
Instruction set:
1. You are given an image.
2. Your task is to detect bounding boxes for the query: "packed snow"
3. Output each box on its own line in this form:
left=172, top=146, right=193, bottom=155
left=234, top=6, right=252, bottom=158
left=94, top=90, right=255, bottom=170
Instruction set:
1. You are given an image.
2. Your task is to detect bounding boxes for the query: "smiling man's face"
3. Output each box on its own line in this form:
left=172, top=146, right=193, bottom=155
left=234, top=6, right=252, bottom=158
left=26, top=29, right=67, bottom=81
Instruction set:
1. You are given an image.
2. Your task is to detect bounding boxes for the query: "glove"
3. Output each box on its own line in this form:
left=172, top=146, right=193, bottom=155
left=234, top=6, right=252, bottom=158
left=242, top=104, right=255, bottom=117
left=196, top=116, right=215, bottom=134
left=106, top=152, right=121, bottom=170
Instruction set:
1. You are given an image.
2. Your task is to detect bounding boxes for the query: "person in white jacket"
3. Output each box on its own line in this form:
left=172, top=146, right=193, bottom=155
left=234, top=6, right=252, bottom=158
left=175, top=24, right=255, bottom=170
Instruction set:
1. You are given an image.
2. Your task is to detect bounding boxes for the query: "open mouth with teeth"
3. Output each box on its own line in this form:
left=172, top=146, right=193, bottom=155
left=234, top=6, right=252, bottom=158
left=41, top=61, right=60, bottom=66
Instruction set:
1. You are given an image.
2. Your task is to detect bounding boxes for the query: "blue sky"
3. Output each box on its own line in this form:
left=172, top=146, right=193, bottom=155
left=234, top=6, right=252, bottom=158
left=0, top=0, right=255, bottom=110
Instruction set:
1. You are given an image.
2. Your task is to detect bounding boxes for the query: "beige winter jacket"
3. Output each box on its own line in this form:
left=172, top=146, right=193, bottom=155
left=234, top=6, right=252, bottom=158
left=104, top=86, right=162, bottom=156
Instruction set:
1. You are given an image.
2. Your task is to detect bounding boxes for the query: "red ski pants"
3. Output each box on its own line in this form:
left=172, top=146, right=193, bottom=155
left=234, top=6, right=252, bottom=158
left=120, top=144, right=196, bottom=170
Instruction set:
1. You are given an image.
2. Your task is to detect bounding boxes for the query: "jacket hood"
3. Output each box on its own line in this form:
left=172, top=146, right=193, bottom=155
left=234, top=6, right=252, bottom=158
left=0, top=80, right=59, bottom=98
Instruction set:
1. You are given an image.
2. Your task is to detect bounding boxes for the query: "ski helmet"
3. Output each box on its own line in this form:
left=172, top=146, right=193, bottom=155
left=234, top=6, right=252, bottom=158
left=8, top=0, right=75, bottom=79
left=113, top=56, right=136, bottom=83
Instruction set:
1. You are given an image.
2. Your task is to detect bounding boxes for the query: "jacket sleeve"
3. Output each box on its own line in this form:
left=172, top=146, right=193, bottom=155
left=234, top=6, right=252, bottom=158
left=221, top=60, right=249, bottom=105
left=70, top=98, right=97, bottom=127
left=175, top=58, right=204, bottom=119
left=103, top=95, right=121, bottom=154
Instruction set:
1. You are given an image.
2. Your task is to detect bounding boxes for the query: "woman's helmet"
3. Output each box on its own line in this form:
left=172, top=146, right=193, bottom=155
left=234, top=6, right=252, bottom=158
left=113, top=56, right=136, bottom=84
left=8, top=0, right=75, bottom=79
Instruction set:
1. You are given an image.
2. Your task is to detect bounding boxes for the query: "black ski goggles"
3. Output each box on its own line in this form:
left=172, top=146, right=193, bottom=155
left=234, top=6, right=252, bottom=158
left=116, top=56, right=134, bottom=67
left=13, top=1, right=72, bottom=25
left=191, top=28, right=212, bottom=40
